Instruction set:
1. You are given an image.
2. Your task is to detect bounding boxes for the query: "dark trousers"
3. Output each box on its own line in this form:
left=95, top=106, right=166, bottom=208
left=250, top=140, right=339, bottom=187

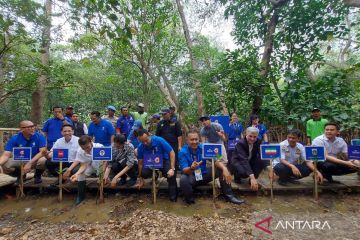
left=141, top=160, right=177, bottom=199
left=231, top=159, right=268, bottom=179
left=111, top=161, right=138, bottom=180
left=169, top=142, right=179, bottom=170
left=45, top=159, right=79, bottom=177
left=180, top=166, right=233, bottom=201
left=274, top=163, right=311, bottom=181
left=317, top=161, right=356, bottom=180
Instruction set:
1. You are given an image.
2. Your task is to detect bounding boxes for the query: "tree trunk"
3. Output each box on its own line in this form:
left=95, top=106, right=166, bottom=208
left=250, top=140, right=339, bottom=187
left=175, top=0, right=205, bottom=117
left=31, top=0, right=51, bottom=125
left=343, top=0, right=360, bottom=7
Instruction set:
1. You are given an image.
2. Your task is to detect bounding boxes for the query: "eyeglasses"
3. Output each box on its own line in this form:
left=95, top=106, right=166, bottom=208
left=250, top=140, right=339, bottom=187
left=21, top=125, right=35, bottom=129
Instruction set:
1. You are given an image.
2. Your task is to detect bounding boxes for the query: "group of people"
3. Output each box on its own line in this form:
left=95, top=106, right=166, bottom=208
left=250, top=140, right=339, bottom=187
left=0, top=105, right=358, bottom=206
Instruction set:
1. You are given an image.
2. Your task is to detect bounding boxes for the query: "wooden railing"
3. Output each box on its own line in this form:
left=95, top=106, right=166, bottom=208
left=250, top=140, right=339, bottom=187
left=0, top=128, right=20, bottom=153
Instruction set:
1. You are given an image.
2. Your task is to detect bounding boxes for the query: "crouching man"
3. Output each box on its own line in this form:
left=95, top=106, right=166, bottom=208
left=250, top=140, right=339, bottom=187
left=179, top=130, right=244, bottom=205
left=273, top=129, right=323, bottom=186
left=70, top=135, right=104, bottom=205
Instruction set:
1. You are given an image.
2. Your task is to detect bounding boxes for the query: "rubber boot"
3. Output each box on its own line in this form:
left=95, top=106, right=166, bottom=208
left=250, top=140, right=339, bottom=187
left=34, top=169, right=44, bottom=184
left=75, top=181, right=86, bottom=205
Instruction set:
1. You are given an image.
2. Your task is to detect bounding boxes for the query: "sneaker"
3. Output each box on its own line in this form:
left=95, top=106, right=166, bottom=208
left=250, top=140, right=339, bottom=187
left=119, top=178, right=127, bottom=186
left=126, top=178, right=137, bottom=187
left=288, top=178, right=301, bottom=185
left=34, top=176, right=42, bottom=184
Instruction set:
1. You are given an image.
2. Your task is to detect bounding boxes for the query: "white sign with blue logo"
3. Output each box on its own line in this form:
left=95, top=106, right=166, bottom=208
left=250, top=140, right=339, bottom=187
left=210, top=115, right=230, bottom=134
left=305, top=146, right=325, bottom=161
left=202, top=143, right=222, bottom=159
left=13, top=147, right=32, bottom=161
left=52, top=148, right=69, bottom=162
left=351, top=139, right=360, bottom=146
left=260, top=144, right=281, bottom=160
left=348, top=146, right=360, bottom=160
left=143, top=153, right=163, bottom=169
left=92, top=147, right=112, bottom=161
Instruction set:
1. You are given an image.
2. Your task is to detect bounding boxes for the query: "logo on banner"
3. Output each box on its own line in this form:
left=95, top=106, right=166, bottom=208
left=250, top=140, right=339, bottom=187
left=260, top=144, right=281, bottom=160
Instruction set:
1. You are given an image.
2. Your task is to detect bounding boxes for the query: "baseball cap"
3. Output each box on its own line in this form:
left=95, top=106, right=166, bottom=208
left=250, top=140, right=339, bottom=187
left=132, top=120, right=143, bottom=130
left=311, top=108, right=320, bottom=112
left=138, top=103, right=145, bottom=108
left=161, top=108, right=171, bottom=114
left=152, top=114, right=161, bottom=119
left=199, top=115, right=210, bottom=122
left=107, top=105, right=116, bottom=112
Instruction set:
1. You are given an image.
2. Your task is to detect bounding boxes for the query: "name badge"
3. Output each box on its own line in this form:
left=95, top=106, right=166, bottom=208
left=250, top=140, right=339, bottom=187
left=144, top=153, right=163, bottom=169
left=194, top=169, right=203, bottom=181
left=228, top=139, right=239, bottom=150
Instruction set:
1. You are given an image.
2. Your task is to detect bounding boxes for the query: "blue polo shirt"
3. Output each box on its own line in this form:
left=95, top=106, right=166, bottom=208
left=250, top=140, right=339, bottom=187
left=228, top=122, right=243, bottom=140
left=137, top=136, right=173, bottom=161
left=42, top=117, right=72, bottom=149
left=5, top=132, right=46, bottom=158
left=116, top=115, right=135, bottom=137
left=88, top=119, right=115, bottom=146
left=127, top=130, right=140, bottom=148
left=179, top=144, right=209, bottom=174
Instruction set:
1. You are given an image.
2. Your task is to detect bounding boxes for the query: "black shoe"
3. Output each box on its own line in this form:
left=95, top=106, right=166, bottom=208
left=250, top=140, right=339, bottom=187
left=277, top=179, right=288, bottom=186
left=119, top=178, right=127, bottom=186
left=169, top=196, right=177, bottom=202
left=126, top=178, right=137, bottom=187
left=288, top=178, right=300, bottom=185
left=224, top=194, right=245, bottom=205
left=184, top=198, right=195, bottom=205
left=325, top=175, right=341, bottom=184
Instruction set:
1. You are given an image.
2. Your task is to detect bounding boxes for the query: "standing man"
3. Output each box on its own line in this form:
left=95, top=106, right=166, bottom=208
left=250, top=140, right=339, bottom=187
left=179, top=130, right=244, bottom=204
left=148, top=114, right=161, bottom=135
left=199, top=115, right=228, bottom=161
left=169, top=106, right=178, bottom=123
left=88, top=111, right=115, bottom=146
left=0, top=120, right=47, bottom=183
left=130, top=103, right=148, bottom=129
left=306, top=108, right=328, bottom=145
left=230, top=127, right=268, bottom=191
left=102, top=105, right=118, bottom=128
left=135, top=129, right=177, bottom=202
left=116, top=106, right=135, bottom=139
left=65, top=106, right=74, bottom=119
left=42, top=106, right=72, bottom=150
left=156, top=108, right=182, bottom=169
left=71, top=113, right=88, bottom=137
left=313, top=123, right=359, bottom=183
left=273, top=129, right=323, bottom=186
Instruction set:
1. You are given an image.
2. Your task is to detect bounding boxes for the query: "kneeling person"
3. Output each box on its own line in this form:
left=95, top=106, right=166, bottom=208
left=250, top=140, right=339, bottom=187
left=103, top=134, right=138, bottom=188
left=70, top=135, right=104, bottom=205
left=179, top=130, right=244, bottom=205
left=274, top=129, right=323, bottom=186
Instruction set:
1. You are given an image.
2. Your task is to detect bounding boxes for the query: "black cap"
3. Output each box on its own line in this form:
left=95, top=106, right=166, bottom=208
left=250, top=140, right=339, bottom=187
left=199, top=115, right=210, bottom=121
left=161, top=108, right=171, bottom=114
left=311, top=108, right=320, bottom=112
left=66, top=105, right=74, bottom=109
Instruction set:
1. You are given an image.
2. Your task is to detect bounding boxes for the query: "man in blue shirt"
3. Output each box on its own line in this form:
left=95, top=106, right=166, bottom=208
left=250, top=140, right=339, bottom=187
left=116, top=106, right=135, bottom=139
left=88, top=111, right=115, bottom=146
left=179, top=130, right=244, bottom=205
left=0, top=120, right=47, bottom=182
left=135, top=129, right=177, bottom=202
left=42, top=106, right=72, bottom=150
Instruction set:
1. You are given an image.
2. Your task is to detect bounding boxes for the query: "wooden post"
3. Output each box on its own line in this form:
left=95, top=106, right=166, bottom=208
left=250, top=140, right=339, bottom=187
left=58, top=162, right=63, bottom=202
left=99, top=161, right=104, bottom=203
left=18, top=162, right=25, bottom=199
left=314, top=160, right=318, bottom=200
left=212, top=158, right=216, bottom=203
left=270, top=159, right=273, bottom=204
left=152, top=168, right=156, bottom=204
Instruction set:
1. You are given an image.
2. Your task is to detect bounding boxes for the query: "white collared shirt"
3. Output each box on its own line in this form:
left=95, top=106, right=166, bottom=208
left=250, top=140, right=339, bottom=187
left=312, top=134, right=347, bottom=157
left=51, top=136, right=80, bottom=162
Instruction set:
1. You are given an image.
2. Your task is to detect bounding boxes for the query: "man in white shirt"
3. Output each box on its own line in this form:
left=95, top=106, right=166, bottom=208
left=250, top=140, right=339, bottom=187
left=70, top=135, right=104, bottom=205
left=312, top=123, right=359, bottom=183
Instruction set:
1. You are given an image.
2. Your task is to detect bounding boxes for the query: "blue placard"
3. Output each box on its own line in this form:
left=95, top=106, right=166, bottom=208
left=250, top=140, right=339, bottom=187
left=351, top=139, right=360, bottom=146
left=305, top=146, right=325, bottom=161
left=52, top=148, right=69, bottom=162
left=210, top=115, right=230, bottom=134
left=92, top=147, right=112, bottom=161
left=13, top=147, right=32, bottom=161
left=348, top=146, right=360, bottom=160
left=143, top=153, right=163, bottom=169
left=228, top=139, right=239, bottom=150
left=202, top=143, right=222, bottom=159
left=260, top=144, right=281, bottom=160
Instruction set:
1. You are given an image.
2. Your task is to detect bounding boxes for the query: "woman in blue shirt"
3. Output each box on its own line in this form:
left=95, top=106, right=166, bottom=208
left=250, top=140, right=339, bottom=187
left=227, top=112, right=243, bottom=163
left=247, top=114, right=268, bottom=143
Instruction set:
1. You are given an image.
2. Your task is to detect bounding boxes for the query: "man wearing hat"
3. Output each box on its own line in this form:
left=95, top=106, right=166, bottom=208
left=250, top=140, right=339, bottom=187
left=156, top=108, right=182, bottom=169
left=65, top=106, right=74, bottom=118
left=306, top=108, right=328, bottom=145
left=102, top=105, right=118, bottom=128
left=148, top=114, right=161, bottom=135
left=129, top=103, right=148, bottom=129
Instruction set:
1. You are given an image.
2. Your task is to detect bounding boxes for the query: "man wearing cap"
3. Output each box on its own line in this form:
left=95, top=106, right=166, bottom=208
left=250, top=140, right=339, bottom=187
left=199, top=115, right=228, bottom=162
left=71, top=113, right=88, bottom=137
left=148, top=114, right=160, bottom=135
left=169, top=106, right=178, bottom=123
left=102, top=105, right=118, bottom=128
left=156, top=108, right=182, bottom=169
left=313, top=122, right=359, bottom=183
left=116, top=106, right=134, bottom=139
left=135, top=129, right=177, bottom=202
left=127, top=120, right=143, bottom=149
left=0, top=120, right=47, bottom=183
left=65, top=106, right=74, bottom=118
left=306, top=108, right=328, bottom=145
left=88, top=111, right=115, bottom=146
left=129, top=103, right=148, bottom=129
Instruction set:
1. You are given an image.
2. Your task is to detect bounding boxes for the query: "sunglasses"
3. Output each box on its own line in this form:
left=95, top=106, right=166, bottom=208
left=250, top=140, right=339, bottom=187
left=21, top=125, right=35, bottom=129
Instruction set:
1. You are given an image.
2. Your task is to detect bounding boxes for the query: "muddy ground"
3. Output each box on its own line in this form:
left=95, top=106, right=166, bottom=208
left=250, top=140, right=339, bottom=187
left=0, top=189, right=359, bottom=240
